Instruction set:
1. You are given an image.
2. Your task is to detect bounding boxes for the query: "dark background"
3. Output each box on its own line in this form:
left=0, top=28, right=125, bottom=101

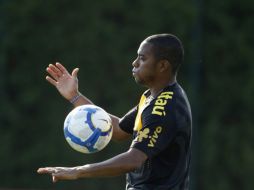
left=0, top=0, right=253, bottom=189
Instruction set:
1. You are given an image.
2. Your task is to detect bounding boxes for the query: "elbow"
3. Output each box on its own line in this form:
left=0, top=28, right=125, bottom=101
left=130, top=159, right=145, bottom=171
left=121, top=160, right=144, bottom=173
left=124, top=148, right=148, bottom=171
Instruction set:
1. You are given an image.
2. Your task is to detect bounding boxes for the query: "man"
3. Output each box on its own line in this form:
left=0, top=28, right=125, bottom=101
left=37, top=34, right=192, bottom=190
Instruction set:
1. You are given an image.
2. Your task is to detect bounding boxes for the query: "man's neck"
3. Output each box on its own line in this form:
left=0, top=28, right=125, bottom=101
left=149, top=76, right=176, bottom=97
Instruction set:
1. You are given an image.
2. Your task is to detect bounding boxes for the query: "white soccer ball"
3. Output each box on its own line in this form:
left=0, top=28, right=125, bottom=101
left=63, top=105, right=113, bottom=154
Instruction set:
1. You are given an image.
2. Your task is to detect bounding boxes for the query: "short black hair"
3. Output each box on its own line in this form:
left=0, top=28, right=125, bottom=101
left=144, top=34, right=184, bottom=74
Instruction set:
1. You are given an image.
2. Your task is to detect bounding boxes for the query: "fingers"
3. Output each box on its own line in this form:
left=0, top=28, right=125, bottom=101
left=37, top=167, right=59, bottom=183
left=37, top=167, right=55, bottom=174
left=46, top=62, right=74, bottom=81
left=46, top=66, right=60, bottom=81
left=37, top=167, right=74, bottom=183
left=56, top=62, right=69, bottom=75
left=49, top=64, right=62, bottom=75
left=46, top=76, right=57, bottom=86
left=54, top=62, right=78, bottom=77
left=46, top=62, right=68, bottom=82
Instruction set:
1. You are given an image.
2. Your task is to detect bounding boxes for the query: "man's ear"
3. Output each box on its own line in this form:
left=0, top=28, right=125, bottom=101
left=158, top=60, right=171, bottom=72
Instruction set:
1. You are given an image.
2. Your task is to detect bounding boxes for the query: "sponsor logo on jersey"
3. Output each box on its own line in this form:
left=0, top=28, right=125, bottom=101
left=136, top=128, right=150, bottom=142
left=135, top=126, right=163, bottom=147
left=148, top=126, right=162, bottom=147
left=152, top=91, right=173, bottom=116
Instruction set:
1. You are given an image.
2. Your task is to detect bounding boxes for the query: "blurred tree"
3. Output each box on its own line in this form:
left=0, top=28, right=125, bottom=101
left=0, top=0, right=196, bottom=189
left=199, top=0, right=254, bottom=190
left=2, top=0, right=253, bottom=189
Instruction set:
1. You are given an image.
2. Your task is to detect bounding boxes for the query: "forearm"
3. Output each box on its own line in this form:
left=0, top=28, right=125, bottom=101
left=76, top=149, right=146, bottom=178
left=37, top=148, right=147, bottom=182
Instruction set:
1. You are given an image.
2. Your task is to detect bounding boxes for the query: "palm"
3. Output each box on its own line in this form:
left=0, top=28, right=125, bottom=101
left=46, top=63, right=79, bottom=100
left=56, top=74, right=78, bottom=99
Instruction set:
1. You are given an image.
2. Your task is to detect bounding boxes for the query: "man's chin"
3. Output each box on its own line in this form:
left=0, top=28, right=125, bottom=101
left=134, top=78, right=147, bottom=86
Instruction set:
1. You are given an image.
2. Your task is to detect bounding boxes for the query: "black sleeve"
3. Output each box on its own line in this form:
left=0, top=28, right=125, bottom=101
left=130, top=100, right=176, bottom=158
left=119, top=106, right=138, bottom=134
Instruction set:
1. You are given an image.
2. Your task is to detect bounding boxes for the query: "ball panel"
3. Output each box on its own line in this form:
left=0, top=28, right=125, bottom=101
left=92, top=109, right=112, bottom=132
left=94, top=130, right=113, bottom=150
left=66, top=137, right=90, bottom=153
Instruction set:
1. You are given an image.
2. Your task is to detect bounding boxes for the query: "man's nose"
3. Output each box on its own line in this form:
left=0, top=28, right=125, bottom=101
left=132, top=58, right=139, bottom=67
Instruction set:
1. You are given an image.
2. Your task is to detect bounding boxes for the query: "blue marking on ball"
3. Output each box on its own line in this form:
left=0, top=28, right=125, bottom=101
left=64, top=126, right=100, bottom=153
left=83, top=107, right=111, bottom=136
left=83, top=107, right=98, bottom=131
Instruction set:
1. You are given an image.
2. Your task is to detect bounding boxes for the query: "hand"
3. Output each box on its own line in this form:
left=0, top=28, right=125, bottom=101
left=37, top=167, right=79, bottom=183
left=46, top=62, right=80, bottom=101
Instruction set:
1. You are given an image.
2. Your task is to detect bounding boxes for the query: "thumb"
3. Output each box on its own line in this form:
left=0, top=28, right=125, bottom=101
left=52, top=175, right=58, bottom=183
left=72, top=68, right=79, bottom=78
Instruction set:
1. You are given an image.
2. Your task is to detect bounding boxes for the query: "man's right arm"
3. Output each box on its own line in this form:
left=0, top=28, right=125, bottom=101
left=46, top=62, right=131, bottom=142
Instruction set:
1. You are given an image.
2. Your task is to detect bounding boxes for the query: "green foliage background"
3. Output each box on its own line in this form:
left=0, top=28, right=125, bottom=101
left=0, top=0, right=253, bottom=189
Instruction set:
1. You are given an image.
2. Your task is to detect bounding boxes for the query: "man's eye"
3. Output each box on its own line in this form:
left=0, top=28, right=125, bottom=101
left=139, top=56, right=145, bottom=61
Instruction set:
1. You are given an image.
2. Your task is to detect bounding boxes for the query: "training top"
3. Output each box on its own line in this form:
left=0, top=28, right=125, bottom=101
left=119, top=83, right=192, bottom=190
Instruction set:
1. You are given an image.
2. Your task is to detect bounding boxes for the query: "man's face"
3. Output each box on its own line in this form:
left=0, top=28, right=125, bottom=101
left=132, top=41, right=159, bottom=86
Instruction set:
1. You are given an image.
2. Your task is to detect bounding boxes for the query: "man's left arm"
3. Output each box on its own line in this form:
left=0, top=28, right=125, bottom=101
left=37, top=148, right=147, bottom=183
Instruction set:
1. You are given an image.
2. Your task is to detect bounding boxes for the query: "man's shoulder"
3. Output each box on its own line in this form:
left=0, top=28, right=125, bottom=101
left=150, top=89, right=175, bottom=117
left=142, top=83, right=187, bottom=118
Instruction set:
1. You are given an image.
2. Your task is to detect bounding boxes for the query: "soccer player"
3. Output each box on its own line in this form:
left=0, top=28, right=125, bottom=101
left=37, top=34, right=192, bottom=190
